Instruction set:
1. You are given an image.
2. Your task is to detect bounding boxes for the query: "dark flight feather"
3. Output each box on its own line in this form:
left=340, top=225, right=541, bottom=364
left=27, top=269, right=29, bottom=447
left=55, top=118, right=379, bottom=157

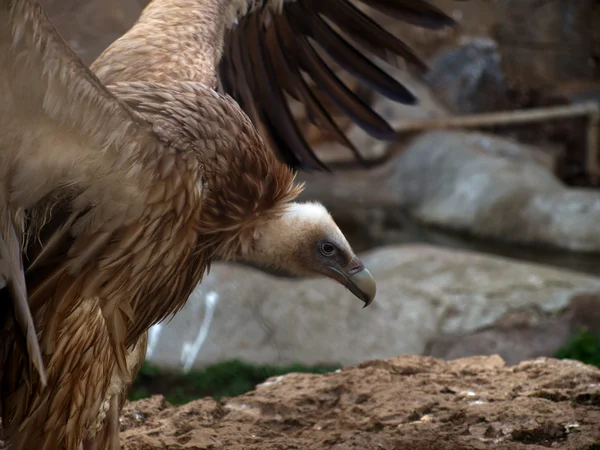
left=219, top=0, right=456, bottom=171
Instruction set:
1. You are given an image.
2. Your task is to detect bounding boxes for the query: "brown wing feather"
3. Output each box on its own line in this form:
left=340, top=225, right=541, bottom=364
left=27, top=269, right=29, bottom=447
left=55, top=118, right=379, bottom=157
left=0, top=208, right=45, bottom=385
left=1, top=1, right=215, bottom=444
left=219, top=0, right=456, bottom=170
left=246, top=11, right=329, bottom=170
left=273, top=13, right=397, bottom=139
left=0, top=0, right=172, bottom=386
left=84, top=332, right=148, bottom=450
left=262, top=14, right=364, bottom=161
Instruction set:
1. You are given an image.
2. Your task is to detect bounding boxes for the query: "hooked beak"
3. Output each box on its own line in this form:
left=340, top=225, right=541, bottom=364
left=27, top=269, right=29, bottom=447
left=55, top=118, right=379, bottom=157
left=327, top=258, right=376, bottom=307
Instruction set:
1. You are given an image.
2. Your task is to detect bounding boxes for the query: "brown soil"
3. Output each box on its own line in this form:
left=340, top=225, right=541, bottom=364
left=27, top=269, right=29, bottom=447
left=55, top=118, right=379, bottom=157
left=120, top=355, right=600, bottom=450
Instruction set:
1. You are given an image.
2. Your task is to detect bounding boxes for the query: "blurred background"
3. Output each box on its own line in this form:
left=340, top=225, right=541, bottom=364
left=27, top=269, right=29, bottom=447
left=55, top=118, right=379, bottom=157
left=40, top=0, right=600, bottom=403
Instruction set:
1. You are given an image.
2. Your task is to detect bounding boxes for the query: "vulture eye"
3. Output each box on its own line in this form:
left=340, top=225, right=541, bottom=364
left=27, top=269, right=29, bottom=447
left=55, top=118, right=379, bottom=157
left=320, top=242, right=336, bottom=256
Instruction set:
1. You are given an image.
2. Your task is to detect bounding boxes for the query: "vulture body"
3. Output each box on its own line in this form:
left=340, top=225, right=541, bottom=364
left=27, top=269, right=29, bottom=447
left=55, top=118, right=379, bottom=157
left=0, top=0, right=454, bottom=449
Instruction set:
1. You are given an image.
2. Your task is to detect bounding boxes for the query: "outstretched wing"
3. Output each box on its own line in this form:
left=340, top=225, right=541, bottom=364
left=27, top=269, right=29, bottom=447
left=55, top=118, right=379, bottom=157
left=0, top=0, right=167, bottom=384
left=219, top=0, right=455, bottom=170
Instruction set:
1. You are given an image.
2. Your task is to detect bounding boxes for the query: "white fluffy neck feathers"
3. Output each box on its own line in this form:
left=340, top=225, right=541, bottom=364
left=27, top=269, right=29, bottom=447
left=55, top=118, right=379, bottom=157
left=242, top=201, right=346, bottom=269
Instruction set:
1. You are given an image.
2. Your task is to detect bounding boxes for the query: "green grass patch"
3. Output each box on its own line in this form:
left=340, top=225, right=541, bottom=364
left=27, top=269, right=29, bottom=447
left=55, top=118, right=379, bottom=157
left=128, top=359, right=340, bottom=405
left=554, top=329, right=600, bottom=368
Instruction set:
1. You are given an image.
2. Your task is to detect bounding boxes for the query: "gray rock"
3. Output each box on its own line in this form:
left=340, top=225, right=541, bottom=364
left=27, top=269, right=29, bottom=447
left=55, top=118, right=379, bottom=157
left=428, top=308, right=573, bottom=366
left=145, top=245, right=600, bottom=372
left=427, top=296, right=600, bottom=366
left=425, top=37, right=511, bottom=114
left=299, top=130, right=600, bottom=252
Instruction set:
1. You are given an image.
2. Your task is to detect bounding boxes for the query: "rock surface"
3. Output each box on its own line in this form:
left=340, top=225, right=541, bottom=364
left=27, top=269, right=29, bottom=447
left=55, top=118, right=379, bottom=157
left=428, top=294, right=600, bottom=365
left=120, top=355, right=600, bottom=450
left=424, top=37, right=510, bottom=114
left=146, top=245, right=600, bottom=372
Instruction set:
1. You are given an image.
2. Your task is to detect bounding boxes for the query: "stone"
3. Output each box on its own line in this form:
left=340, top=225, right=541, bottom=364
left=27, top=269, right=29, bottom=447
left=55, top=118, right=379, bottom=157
left=428, top=301, right=598, bottom=366
left=424, top=37, right=511, bottom=114
left=120, top=355, right=600, bottom=450
left=145, top=245, right=600, bottom=372
left=298, top=130, right=600, bottom=252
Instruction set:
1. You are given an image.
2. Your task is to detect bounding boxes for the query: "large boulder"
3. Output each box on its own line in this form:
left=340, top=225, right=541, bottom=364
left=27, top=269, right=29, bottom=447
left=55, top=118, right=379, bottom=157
left=120, top=355, right=600, bottom=450
left=145, top=245, right=600, bottom=371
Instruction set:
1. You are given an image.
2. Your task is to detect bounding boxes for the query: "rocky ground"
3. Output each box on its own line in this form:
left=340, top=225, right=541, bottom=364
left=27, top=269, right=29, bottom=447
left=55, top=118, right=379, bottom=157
left=121, top=355, right=600, bottom=450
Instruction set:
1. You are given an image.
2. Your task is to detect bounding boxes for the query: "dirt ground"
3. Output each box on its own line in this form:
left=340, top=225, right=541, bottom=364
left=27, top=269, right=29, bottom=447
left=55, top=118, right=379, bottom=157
left=120, top=355, right=600, bottom=450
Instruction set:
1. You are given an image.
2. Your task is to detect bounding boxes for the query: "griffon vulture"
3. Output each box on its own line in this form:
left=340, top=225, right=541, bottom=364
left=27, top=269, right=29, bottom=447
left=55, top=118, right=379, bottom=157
left=0, top=0, right=454, bottom=449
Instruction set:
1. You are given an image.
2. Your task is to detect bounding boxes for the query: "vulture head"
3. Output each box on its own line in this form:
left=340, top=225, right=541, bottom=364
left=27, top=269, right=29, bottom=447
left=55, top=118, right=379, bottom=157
left=246, top=201, right=376, bottom=305
left=106, top=78, right=376, bottom=307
